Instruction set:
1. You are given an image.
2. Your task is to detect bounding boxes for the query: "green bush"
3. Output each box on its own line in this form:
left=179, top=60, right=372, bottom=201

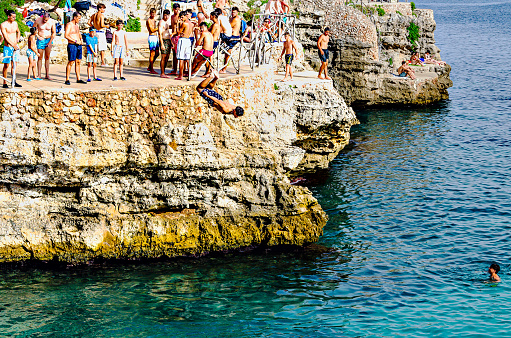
left=411, top=2, right=416, bottom=11
left=396, top=10, right=402, bottom=16
left=125, top=17, right=141, bottom=32
left=407, top=21, right=420, bottom=47
left=0, top=0, right=28, bottom=36
left=376, top=5, right=385, bottom=16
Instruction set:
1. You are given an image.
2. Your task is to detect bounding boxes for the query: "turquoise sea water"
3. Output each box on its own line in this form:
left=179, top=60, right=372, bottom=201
left=2, top=0, right=511, bottom=336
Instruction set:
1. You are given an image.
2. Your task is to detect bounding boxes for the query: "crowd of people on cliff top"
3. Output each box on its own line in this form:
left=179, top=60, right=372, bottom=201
left=0, top=0, right=333, bottom=117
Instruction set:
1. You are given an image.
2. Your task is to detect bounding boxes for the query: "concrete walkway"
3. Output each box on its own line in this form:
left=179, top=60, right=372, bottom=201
left=3, top=64, right=259, bottom=93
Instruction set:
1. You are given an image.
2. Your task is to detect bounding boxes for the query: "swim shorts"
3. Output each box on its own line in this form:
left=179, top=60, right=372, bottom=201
left=27, top=48, right=37, bottom=60
left=161, top=38, right=172, bottom=54
left=318, top=49, right=329, bottom=63
left=67, top=43, right=83, bottom=61
left=113, top=45, right=125, bottom=59
left=213, top=41, right=219, bottom=50
left=148, top=35, right=159, bottom=51
left=399, top=72, right=407, bottom=77
left=3, top=46, right=20, bottom=64
left=200, top=88, right=224, bottom=107
left=96, top=30, right=108, bottom=51
left=285, top=54, right=293, bottom=65
left=36, top=37, right=52, bottom=50
left=176, top=37, right=192, bottom=60
left=225, top=35, right=240, bottom=49
left=199, top=49, right=214, bottom=58
left=86, top=53, right=97, bottom=63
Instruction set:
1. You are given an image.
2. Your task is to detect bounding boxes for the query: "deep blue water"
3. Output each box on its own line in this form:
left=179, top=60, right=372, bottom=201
left=2, top=0, right=511, bottom=336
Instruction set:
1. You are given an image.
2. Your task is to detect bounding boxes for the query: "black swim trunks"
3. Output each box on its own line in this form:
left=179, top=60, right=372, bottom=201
left=318, top=49, right=329, bottom=62
left=200, top=88, right=223, bottom=106
left=285, top=54, right=293, bottom=65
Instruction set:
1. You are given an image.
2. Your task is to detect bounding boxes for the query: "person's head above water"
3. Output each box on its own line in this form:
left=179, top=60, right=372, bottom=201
left=489, top=263, right=500, bottom=274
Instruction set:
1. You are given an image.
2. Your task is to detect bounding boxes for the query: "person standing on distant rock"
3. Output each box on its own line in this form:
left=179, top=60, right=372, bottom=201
left=317, top=27, right=331, bottom=80
left=158, top=9, right=172, bottom=78
left=34, top=13, right=55, bottom=80
left=1, top=9, right=21, bottom=88
left=278, top=31, right=297, bottom=82
left=64, top=12, right=86, bottom=85
left=146, top=8, right=159, bottom=74
left=88, top=3, right=109, bottom=66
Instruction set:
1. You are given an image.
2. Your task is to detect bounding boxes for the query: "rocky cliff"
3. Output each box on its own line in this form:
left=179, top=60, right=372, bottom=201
left=295, top=1, right=453, bottom=106
left=0, top=69, right=357, bottom=263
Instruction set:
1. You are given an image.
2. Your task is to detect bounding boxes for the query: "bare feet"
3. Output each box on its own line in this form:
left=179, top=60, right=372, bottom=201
left=281, top=78, right=289, bottom=82
left=169, top=71, right=177, bottom=75
left=149, top=70, right=159, bottom=74
left=175, top=77, right=183, bottom=80
left=219, top=69, right=226, bottom=74
left=200, top=73, right=211, bottom=78
left=160, top=74, right=171, bottom=78
left=325, top=76, right=332, bottom=80
left=45, top=76, right=53, bottom=80
left=318, top=75, right=325, bottom=79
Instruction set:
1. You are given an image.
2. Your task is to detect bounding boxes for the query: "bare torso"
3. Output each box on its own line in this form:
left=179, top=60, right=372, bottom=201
left=171, top=14, right=179, bottom=36
left=283, top=39, right=296, bottom=54
left=147, top=18, right=158, bottom=36
left=318, top=34, right=329, bottom=49
left=91, top=12, right=107, bottom=30
left=200, top=31, right=214, bottom=50
left=231, top=16, right=241, bottom=36
left=179, top=21, right=193, bottom=38
left=159, top=18, right=171, bottom=39
left=35, top=17, right=54, bottom=39
left=210, top=22, right=221, bottom=41
left=1, top=21, right=19, bottom=48
left=65, top=22, right=81, bottom=43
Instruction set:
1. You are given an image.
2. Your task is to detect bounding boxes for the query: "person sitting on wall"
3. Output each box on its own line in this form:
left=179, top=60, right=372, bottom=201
left=397, top=60, right=416, bottom=80
left=196, top=70, right=244, bottom=118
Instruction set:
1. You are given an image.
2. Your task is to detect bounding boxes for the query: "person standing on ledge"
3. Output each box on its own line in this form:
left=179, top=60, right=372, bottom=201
left=112, top=20, right=128, bottom=81
left=1, top=9, right=21, bottom=88
left=489, top=263, right=501, bottom=282
left=88, top=3, right=108, bottom=66
left=158, top=9, right=172, bottom=78
left=196, top=70, right=244, bottom=118
left=317, top=27, right=331, bottom=80
left=278, top=31, right=298, bottom=82
left=33, top=13, right=55, bottom=80
left=64, top=12, right=86, bottom=85
left=146, top=8, right=159, bottom=74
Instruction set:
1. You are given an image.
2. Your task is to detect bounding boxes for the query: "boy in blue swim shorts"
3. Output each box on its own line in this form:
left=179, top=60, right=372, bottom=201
left=317, top=27, right=331, bottom=80
left=1, top=9, right=22, bottom=88
left=85, top=27, right=102, bottom=82
left=146, top=8, right=160, bottom=74
left=26, top=27, right=41, bottom=81
left=112, top=20, right=129, bottom=81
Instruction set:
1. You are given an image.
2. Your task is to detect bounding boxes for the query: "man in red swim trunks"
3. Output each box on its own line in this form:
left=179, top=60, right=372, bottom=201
left=191, top=22, right=214, bottom=76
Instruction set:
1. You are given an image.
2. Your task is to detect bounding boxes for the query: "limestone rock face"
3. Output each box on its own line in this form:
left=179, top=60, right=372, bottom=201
left=0, top=70, right=355, bottom=263
left=296, top=2, right=453, bottom=106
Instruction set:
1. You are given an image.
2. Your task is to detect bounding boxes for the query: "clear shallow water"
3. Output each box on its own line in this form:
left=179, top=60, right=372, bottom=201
left=2, top=1, right=511, bottom=336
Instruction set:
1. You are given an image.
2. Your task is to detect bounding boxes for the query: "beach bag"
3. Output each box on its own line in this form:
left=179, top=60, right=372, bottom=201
left=73, top=1, right=91, bottom=12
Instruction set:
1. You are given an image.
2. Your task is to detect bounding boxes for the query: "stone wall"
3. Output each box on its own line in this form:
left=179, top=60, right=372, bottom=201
left=0, top=69, right=357, bottom=263
left=295, top=0, right=452, bottom=106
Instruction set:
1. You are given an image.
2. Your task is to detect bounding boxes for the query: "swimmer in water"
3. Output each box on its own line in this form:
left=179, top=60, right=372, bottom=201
left=489, top=263, right=501, bottom=282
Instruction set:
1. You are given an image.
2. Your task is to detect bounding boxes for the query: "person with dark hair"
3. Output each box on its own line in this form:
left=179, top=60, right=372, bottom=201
left=169, top=4, right=180, bottom=75
left=196, top=0, right=209, bottom=23
left=34, top=12, right=55, bottom=80
left=88, top=4, right=108, bottom=66
left=191, top=22, right=214, bottom=76
left=1, top=9, right=21, bottom=88
left=26, top=27, right=41, bottom=81
left=201, top=10, right=221, bottom=78
left=112, top=20, right=128, bottom=81
left=489, top=263, right=501, bottom=282
left=175, top=11, right=193, bottom=80
left=196, top=70, right=244, bottom=118
left=219, top=6, right=241, bottom=73
left=317, top=27, right=331, bottom=80
left=278, top=31, right=297, bottom=82
left=85, top=27, right=101, bottom=82
left=158, top=9, right=172, bottom=78
left=146, top=8, right=159, bottom=74
left=64, top=12, right=86, bottom=85
left=397, top=60, right=416, bottom=80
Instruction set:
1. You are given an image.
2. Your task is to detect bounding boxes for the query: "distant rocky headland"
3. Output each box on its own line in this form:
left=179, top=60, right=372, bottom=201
left=0, top=1, right=451, bottom=263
